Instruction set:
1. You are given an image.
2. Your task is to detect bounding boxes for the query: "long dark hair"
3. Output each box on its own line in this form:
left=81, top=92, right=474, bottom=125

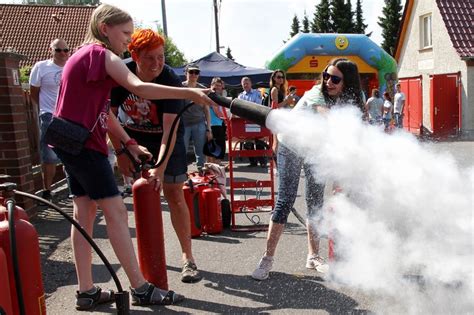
left=320, top=58, right=364, bottom=112
left=269, top=69, right=287, bottom=96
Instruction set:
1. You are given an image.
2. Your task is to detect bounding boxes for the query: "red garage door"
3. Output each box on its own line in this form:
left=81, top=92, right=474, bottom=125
left=399, top=76, right=423, bottom=134
left=430, top=73, right=460, bottom=137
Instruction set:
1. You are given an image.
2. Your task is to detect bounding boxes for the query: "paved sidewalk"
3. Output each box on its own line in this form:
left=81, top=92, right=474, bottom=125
left=31, top=140, right=472, bottom=314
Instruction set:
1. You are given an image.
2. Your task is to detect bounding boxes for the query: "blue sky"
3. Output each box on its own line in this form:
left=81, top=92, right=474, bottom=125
left=107, top=0, right=387, bottom=67
left=2, top=0, right=388, bottom=67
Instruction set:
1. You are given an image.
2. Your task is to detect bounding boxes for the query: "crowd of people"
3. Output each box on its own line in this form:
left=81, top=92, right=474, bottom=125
left=30, top=3, right=406, bottom=311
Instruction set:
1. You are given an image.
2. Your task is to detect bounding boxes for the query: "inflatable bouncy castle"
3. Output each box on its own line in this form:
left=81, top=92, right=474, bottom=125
left=266, top=33, right=397, bottom=97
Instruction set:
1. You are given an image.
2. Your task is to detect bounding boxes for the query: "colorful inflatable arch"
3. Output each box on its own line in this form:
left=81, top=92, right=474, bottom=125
left=266, top=33, right=397, bottom=96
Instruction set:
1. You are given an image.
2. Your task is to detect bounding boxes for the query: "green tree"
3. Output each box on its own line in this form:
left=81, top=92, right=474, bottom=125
left=290, top=14, right=301, bottom=38
left=226, top=47, right=234, bottom=61
left=378, top=0, right=403, bottom=55
left=301, top=10, right=310, bottom=33
left=311, top=0, right=332, bottom=33
left=153, top=27, right=187, bottom=67
left=331, top=0, right=354, bottom=33
left=354, top=0, right=367, bottom=33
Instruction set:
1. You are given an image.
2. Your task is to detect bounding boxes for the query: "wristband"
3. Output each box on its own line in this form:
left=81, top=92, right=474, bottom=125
left=125, top=138, right=138, bottom=147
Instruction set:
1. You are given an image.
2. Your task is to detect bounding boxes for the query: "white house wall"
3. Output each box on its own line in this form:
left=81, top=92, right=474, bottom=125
left=397, top=0, right=472, bottom=138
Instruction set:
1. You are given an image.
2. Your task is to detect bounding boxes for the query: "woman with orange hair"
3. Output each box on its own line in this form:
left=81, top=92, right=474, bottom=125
left=110, top=28, right=203, bottom=285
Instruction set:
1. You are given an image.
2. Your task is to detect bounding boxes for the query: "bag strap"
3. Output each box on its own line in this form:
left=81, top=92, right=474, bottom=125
left=89, top=114, right=101, bottom=133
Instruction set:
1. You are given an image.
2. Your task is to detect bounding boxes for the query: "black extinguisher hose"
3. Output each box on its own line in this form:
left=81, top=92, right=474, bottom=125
left=6, top=199, right=26, bottom=315
left=12, top=190, right=130, bottom=315
left=122, top=101, right=196, bottom=172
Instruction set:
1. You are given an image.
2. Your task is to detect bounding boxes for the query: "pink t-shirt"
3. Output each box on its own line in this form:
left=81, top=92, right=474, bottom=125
left=54, top=44, right=117, bottom=156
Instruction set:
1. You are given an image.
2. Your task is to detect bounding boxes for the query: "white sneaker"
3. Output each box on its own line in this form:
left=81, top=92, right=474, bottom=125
left=306, top=254, right=329, bottom=273
left=251, top=255, right=274, bottom=280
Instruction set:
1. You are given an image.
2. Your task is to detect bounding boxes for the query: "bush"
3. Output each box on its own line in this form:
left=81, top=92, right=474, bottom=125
left=19, top=66, right=32, bottom=84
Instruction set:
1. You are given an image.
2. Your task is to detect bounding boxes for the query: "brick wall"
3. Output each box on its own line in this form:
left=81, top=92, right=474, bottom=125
left=0, top=52, right=35, bottom=213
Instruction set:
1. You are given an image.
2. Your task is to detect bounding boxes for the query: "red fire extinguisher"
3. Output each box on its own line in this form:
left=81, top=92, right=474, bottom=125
left=132, top=173, right=168, bottom=290
left=0, top=202, right=46, bottom=315
left=182, top=183, right=203, bottom=238
left=0, top=247, right=13, bottom=315
left=202, top=188, right=222, bottom=234
left=0, top=197, right=29, bottom=221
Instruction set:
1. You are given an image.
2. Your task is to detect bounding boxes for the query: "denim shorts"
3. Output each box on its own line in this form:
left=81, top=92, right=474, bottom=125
left=53, top=147, right=120, bottom=200
left=39, top=112, right=60, bottom=164
left=141, top=137, right=188, bottom=184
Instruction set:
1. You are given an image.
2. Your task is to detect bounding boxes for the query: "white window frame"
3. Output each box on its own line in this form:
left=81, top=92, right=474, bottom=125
left=420, top=14, right=433, bottom=49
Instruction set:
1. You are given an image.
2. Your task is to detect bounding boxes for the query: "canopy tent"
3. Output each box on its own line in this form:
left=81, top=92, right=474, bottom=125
left=173, top=52, right=272, bottom=88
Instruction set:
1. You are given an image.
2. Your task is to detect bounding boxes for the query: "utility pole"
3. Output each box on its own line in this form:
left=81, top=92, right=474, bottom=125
left=161, top=0, right=168, bottom=37
left=213, top=0, right=220, bottom=53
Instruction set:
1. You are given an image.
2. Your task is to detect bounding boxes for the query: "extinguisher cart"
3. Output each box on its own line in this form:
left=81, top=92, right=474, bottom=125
left=225, top=116, right=275, bottom=231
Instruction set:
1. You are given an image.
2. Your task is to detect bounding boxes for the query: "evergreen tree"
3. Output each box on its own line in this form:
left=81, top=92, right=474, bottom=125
left=378, top=0, right=403, bottom=55
left=344, top=0, right=355, bottom=32
left=354, top=0, right=367, bottom=33
left=331, top=0, right=353, bottom=33
left=311, top=0, right=332, bottom=33
left=290, top=14, right=301, bottom=38
left=226, top=47, right=234, bottom=61
left=302, top=10, right=310, bottom=33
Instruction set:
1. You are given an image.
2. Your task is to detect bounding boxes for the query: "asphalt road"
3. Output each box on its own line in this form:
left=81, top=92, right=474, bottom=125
left=29, top=140, right=472, bottom=314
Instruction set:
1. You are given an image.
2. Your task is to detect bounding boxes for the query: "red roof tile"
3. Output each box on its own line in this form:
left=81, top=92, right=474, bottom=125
left=0, top=4, right=96, bottom=68
left=436, top=0, right=474, bottom=59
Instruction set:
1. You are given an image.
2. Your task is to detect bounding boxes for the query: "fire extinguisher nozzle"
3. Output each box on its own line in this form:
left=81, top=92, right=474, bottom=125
left=114, top=291, right=130, bottom=315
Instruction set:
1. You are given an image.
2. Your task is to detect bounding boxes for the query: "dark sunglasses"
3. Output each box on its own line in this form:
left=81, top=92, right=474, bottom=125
left=322, top=71, right=342, bottom=84
left=54, top=48, right=70, bottom=53
left=275, top=75, right=285, bottom=79
left=188, top=70, right=200, bottom=75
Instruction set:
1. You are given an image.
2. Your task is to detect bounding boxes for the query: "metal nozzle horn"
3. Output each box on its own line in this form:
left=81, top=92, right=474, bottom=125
left=208, top=92, right=272, bottom=126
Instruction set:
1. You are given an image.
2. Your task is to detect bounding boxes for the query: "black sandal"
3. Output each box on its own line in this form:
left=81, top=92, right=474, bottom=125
left=75, top=286, right=115, bottom=311
left=131, top=283, right=184, bottom=306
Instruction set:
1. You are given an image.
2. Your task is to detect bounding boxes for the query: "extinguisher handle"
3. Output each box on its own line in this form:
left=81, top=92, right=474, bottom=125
left=187, top=178, right=194, bottom=193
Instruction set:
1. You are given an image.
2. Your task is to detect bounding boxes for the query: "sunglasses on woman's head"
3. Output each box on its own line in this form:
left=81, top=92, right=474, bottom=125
left=322, top=71, right=342, bottom=84
left=54, top=48, right=70, bottom=53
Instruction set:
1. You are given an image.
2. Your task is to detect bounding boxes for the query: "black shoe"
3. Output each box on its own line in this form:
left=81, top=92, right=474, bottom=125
left=75, top=286, right=115, bottom=311
left=181, top=261, right=202, bottom=283
left=41, top=190, right=52, bottom=201
left=131, top=282, right=184, bottom=306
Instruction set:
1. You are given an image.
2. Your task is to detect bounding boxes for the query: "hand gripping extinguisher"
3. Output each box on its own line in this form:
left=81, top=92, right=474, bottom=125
left=132, top=170, right=168, bottom=290
left=0, top=183, right=46, bottom=315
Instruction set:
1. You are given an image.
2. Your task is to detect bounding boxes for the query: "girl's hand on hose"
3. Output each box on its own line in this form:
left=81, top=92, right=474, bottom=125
left=129, top=144, right=152, bottom=163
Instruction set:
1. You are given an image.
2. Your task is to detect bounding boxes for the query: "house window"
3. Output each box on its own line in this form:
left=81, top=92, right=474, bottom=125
left=420, top=14, right=432, bottom=49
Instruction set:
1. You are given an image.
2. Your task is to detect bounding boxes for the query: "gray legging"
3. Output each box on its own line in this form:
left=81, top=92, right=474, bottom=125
left=271, top=144, right=325, bottom=224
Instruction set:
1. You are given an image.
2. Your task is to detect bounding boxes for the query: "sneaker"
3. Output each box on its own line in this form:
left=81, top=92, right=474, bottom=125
left=181, top=261, right=202, bottom=283
left=251, top=255, right=273, bottom=280
left=131, top=282, right=184, bottom=306
left=306, top=254, right=329, bottom=273
left=75, top=286, right=115, bottom=311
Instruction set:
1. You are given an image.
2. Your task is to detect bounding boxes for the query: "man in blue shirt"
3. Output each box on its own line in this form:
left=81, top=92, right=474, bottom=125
left=238, top=77, right=262, bottom=104
left=237, top=77, right=267, bottom=167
